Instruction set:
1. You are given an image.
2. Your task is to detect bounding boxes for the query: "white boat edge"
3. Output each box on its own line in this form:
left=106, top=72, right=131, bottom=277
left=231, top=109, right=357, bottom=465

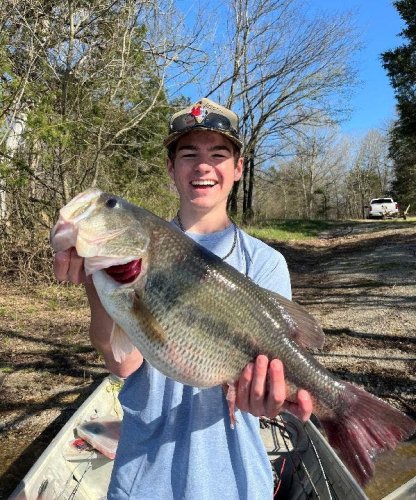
left=9, top=375, right=123, bottom=500
left=8, top=375, right=415, bottom=500
left=382, top=476, right=416, bottom=500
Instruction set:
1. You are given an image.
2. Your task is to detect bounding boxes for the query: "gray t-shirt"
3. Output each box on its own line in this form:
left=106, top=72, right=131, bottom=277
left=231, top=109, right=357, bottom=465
left=108, top=226, right=291, bottom=500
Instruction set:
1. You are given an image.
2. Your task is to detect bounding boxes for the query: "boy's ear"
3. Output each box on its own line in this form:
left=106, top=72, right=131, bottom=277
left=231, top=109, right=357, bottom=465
left=167, top=157, right=174, bottom=180
left=234, top=156, right=243, bottom=181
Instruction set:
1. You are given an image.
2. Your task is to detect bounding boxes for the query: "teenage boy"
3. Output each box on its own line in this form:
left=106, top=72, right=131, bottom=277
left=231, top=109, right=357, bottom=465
left=54, top=98, right=312, bottom=499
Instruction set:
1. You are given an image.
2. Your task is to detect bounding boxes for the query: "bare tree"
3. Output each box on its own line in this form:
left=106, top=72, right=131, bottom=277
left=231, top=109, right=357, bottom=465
left=357, top=129, right=393, bottom=195
left=256, top=125, right=349, bottom=220
left=344, top=129, right=393, bottom=218
left=203, top=0, right=359, bottom=219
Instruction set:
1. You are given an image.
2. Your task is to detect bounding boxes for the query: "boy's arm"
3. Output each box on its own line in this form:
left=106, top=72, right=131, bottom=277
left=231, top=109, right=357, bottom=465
left=54, top=248, right=143, bottom=378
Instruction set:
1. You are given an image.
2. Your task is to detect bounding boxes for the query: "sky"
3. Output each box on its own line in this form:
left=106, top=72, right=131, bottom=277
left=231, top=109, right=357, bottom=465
left=176, top=1, right=405, bottom=138
left=304, top=1, right=405, bottom=136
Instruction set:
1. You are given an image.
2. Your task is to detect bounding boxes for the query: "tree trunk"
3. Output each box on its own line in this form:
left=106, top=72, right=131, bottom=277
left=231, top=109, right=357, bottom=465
left=245, top=156, right=255, bottom=222
left=228, top=179, right=241, bottom=215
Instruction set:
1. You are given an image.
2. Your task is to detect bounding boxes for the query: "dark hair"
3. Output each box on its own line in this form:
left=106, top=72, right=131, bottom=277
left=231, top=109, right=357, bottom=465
left=167, top=134, right=242, bottom=162
left=167, top=143, right=177, bottom=160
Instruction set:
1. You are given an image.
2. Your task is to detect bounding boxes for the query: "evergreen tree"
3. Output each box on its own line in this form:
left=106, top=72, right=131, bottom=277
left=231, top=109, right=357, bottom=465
left=0, top=1, right=177, bottom=221
left=382, top=0, right=416, bottom=209
left=0, top=1, right=176, bottom=281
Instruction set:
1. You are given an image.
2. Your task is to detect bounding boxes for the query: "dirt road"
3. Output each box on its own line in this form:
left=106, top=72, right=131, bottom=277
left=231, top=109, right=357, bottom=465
left=0, top=220, right=415, bottom=498
left=277, top=222, right=416, bottom=416
left=275, top=221, right=416, bottom=499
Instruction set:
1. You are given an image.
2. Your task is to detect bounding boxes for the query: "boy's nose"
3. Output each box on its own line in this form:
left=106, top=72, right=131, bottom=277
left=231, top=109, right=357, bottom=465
left=194, top=159, right=212, bottom=171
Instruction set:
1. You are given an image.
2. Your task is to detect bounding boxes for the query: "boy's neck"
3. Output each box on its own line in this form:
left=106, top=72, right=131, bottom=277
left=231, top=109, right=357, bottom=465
left=177, top=208, right=232, bottom=234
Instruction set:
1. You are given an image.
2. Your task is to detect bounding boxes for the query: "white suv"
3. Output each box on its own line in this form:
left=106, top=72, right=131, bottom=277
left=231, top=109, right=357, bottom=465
left=367, top=198, right=399, bottom=219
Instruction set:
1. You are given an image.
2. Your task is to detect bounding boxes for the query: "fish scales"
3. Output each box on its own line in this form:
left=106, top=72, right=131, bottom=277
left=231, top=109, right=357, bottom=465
left=114, top=214, right=347, bottom=409
left=51, top=188, right=416, bottom=486
left=138, top=222, right=270, bottom=385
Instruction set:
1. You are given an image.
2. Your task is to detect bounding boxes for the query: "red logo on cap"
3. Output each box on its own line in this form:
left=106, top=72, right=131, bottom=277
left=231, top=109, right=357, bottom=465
left=190, top=103, right=208, bottom=123
left=191, top=104, right=202, bottom=117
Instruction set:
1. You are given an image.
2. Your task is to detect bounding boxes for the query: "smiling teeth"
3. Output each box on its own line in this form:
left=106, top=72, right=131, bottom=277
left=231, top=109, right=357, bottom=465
left=191, top=180, right=216, bottom=186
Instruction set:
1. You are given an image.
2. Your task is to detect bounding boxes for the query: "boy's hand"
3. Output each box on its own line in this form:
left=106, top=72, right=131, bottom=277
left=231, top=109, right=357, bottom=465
left=236, top=355, right=313, bottom=422
left=53, top=248, right=91, bottom=284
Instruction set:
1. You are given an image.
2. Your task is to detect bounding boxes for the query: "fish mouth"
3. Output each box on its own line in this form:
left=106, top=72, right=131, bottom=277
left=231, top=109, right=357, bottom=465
left=105, top=259, right=142, bottom=284
left=50, top=220, right=78, bottom=252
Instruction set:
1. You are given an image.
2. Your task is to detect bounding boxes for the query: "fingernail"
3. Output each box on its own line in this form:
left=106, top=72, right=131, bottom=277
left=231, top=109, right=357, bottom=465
left=270, top=359, right=283, bottom=371
left=257, top=356, right=268, bottom=368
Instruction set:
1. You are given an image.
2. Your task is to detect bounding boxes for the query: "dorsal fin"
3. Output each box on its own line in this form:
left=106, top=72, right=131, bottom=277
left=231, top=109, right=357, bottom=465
left=264, top=289, right=325, bottom=349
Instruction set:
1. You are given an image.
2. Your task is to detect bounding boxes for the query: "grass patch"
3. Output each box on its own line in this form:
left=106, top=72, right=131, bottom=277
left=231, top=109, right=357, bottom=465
left=68, top=344, right=94, bottom=354
left=35, top=283, right=89, bottom=308
left=0, top=307, right=8, bottom=317
left=365, top=217, right=416, bottom=224
left=0, top=365, right=14, bottom=374
left=244, top=217, right=416, bottom=241
left=244, top=219, right=338, bottom=241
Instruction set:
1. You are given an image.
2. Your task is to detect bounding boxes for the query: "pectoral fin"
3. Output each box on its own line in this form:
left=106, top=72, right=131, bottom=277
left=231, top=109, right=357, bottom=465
left=110, top=322, right=134, bottom=363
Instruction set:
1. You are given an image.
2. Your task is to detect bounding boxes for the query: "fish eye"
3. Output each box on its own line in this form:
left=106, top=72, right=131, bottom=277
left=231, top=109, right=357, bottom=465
left=105, top=198, right=118, bottom=209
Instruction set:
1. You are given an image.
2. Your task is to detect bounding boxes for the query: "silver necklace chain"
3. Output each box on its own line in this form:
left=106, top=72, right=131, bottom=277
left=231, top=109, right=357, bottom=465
left=176, top=212, right=238, bottom=261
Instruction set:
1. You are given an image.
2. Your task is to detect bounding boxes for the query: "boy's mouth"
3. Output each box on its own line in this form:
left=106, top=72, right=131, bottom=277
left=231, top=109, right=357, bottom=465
left=190, top=180, right=218, bottom=189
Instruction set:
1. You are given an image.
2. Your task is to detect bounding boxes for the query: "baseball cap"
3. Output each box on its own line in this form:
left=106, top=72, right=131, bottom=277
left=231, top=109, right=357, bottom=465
left=164, top=98, right=243, bottom=150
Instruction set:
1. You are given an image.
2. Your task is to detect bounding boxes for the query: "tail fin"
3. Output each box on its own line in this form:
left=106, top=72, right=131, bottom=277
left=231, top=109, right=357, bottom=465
left=321, top=382, right=416, bottom=485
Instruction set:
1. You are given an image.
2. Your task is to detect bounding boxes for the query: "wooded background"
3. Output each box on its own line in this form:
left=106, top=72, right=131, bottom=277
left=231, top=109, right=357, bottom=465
left=0, top=0, right=414, bottom=280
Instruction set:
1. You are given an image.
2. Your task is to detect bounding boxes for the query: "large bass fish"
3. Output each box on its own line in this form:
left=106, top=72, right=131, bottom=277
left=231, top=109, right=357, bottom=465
left=51, top=188, right=415, bottom=486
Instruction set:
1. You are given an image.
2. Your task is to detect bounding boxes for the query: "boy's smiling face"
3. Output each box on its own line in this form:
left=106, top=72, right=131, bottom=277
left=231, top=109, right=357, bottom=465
left=167, top=130, right=243, bottom=215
